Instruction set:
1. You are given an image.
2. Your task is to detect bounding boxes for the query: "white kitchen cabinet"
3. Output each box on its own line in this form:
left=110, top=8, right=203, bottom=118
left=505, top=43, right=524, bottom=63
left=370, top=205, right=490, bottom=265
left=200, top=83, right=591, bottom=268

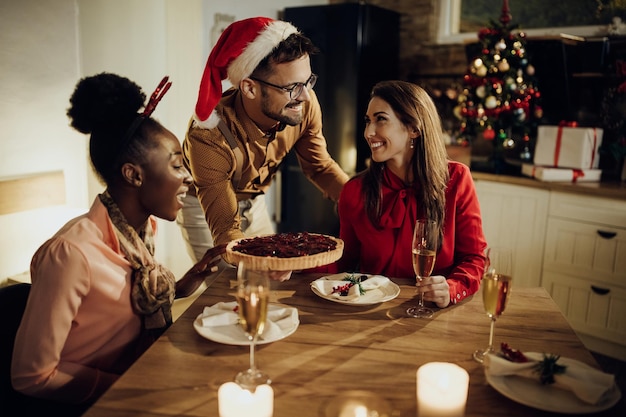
left=474, top=180, right=549, bottom=287
left=542, top=192, right=626, bottom=360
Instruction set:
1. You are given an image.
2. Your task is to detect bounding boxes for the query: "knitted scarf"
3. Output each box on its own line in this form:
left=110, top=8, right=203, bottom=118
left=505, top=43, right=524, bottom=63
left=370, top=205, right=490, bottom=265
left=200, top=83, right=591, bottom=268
left=99, top=191, right=175, bottom=334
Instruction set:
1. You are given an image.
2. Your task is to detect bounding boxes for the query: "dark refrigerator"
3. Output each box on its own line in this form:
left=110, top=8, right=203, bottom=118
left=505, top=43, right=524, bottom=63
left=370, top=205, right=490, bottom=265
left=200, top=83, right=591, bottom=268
left=277, top=3, right=400, bottom=236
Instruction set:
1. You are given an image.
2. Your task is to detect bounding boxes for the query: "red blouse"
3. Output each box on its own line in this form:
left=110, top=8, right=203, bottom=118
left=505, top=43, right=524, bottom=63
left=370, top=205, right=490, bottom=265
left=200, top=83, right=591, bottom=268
left=336, top=161, right=487, bottom=305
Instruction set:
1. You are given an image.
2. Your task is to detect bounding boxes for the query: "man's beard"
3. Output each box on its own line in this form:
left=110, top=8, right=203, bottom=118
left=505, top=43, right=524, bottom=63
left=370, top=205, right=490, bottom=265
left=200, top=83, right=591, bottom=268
left=260, top=91, right=304, bottom=126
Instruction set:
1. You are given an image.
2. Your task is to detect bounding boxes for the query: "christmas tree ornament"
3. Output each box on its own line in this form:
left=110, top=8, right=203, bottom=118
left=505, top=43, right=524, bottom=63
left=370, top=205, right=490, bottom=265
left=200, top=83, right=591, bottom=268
left=520, top=133, right=532, bottom=161
left=503, top=138, right=516, bottom=149
left=483, top=126, right=496, bottom=141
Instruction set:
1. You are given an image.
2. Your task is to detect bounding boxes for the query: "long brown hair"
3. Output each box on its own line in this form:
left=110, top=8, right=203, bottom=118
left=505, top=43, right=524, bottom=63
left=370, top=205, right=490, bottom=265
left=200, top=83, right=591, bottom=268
left=360, top=80, right=449, bottom=242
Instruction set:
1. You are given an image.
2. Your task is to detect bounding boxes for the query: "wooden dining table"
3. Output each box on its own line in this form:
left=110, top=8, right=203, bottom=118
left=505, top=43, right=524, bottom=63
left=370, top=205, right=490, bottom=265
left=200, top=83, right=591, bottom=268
left=83, top=267, right=623, bottom=417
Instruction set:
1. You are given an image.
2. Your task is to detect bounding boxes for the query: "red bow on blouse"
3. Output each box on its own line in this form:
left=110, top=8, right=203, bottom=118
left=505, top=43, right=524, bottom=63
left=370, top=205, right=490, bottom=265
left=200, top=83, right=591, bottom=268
left=379, top=169, right=416, bottom=229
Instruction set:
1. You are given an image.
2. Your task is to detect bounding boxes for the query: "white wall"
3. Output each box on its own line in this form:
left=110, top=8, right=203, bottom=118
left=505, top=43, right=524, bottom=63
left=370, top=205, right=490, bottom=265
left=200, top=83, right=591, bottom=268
left=0, top=0, right=327, bottom=281
left=75, top=0, right=194, bottom=276
left=0, top=0, right=87, bottom=280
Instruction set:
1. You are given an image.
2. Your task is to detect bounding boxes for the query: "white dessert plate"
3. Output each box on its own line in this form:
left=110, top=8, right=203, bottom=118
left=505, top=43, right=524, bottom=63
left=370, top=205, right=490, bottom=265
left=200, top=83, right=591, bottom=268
left=485, top=355, right=622, bottom=414
left=193, top=303, right=299, bottom=346
left=310, top=273, right=400, bottom=305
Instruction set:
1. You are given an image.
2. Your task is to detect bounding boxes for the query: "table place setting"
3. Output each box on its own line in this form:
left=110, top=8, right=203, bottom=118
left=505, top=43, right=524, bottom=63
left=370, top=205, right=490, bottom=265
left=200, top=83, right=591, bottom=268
left=193, top=301, right=299, bottom=345
left=484, top=350, right=621, bottom=413
left=310, top=273, right=400, bottom=305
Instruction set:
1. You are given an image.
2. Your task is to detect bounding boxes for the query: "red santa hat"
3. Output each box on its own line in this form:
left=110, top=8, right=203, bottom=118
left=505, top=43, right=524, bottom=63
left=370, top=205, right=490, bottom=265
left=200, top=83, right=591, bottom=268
left=194, top=17, right=299, bottom=129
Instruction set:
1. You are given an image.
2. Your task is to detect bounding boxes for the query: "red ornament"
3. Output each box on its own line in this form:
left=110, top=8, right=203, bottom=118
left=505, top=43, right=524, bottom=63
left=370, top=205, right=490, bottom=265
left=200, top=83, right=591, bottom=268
left=483, top=126, right=496, bottom=141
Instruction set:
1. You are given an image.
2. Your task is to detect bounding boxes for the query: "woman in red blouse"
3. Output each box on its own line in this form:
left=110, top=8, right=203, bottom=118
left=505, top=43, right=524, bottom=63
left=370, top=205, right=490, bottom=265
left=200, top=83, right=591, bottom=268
left=336, top=80, right=487, bottom=308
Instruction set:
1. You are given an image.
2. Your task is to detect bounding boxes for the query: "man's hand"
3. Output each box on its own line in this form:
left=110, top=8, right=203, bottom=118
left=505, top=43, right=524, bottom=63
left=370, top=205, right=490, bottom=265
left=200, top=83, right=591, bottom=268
left=268, top=270, right=292, bottom=282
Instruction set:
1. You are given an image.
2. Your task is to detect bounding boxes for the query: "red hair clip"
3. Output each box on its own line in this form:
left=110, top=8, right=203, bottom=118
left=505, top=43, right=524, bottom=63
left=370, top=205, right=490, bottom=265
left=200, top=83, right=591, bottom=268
left=119, top=76, right=172, bottom=150
left=142, top=76, right=172, bottom=117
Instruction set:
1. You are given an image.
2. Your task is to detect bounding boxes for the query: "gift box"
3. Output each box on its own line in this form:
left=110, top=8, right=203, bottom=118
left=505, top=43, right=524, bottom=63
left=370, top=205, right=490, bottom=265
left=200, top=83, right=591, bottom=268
left=533, top=125, right=603, bottom=169
left=522, top=163, right=602, bottom=183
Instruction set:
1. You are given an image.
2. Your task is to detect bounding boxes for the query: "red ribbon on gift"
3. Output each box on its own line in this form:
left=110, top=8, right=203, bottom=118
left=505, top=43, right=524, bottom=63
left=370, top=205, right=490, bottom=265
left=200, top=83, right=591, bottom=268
left=558, top=121, right=578, bottom=127
left=572, top=169, right=585, bottom=183
left=554, top=121, right=578, bottom=167
left=554, top=121, right=598, bottom=169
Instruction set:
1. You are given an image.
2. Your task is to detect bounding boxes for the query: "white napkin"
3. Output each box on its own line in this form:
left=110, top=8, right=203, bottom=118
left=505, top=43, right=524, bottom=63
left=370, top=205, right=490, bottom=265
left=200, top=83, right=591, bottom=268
left=485, top=352, right=616, bottom=404
left=199, top=301, right=298, bottom=341
left=311, top=275, right=389, bottom=300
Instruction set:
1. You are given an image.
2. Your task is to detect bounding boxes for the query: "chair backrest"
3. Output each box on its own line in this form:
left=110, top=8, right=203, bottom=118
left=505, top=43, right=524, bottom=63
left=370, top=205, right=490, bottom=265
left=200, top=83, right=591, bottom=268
left=0, top=283, right=31, bottom=401
left=0, top=282, right=90, bottom=416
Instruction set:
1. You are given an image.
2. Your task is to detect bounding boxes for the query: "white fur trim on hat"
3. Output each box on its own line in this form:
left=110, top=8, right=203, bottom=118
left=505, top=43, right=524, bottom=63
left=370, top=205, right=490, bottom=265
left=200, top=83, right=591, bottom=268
left=227, top=20, right=298, bottom=86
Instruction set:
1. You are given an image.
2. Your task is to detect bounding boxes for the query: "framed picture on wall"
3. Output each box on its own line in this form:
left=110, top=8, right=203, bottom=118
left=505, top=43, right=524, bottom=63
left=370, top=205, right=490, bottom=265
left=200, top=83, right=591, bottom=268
left=437, top=0, right=626, bottom=44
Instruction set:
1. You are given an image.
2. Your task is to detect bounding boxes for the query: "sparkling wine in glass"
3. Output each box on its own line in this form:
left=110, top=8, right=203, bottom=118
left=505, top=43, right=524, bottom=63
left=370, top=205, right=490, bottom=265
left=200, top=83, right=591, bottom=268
left=407, top=219, right=438, bottom=318
left=472, top=247, right=513, bottom=363
left=234, top=261, right=271, bottom=388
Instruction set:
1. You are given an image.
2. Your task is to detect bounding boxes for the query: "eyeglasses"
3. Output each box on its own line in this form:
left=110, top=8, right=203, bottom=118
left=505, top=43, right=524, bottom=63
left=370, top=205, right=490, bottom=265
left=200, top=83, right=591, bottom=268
left=250, top=73, right=318, bottom=100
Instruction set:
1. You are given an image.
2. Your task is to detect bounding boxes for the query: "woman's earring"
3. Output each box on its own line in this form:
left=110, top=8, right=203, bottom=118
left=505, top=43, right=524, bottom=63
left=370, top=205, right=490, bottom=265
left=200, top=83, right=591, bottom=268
left=410, top=138, right=415, bottom=149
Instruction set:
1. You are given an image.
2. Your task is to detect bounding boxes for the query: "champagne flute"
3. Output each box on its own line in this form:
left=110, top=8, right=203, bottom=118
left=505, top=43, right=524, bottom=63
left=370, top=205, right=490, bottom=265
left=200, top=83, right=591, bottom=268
left=407, top=219, right=438, bottom=318
left=234, top=261, right=271, bottom=388
left=472, top=247, right=513, bottom=363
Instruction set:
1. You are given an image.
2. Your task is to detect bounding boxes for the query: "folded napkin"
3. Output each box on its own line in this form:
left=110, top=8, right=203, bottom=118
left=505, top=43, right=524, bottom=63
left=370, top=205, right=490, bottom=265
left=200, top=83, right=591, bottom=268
left=199, top=301, right=298, bottom=341
left=311, top=275, right=389, bottom=300
left=485, top=352, right=616, bottom=404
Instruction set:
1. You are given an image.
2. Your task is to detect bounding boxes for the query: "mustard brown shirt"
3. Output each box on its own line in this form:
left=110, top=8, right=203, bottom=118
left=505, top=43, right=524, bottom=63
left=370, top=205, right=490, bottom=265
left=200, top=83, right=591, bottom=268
left=182, top=87, right=349, bottom=247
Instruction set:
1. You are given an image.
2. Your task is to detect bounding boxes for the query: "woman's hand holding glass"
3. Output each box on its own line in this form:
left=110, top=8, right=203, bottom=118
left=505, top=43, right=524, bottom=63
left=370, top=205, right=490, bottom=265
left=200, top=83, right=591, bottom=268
left=417, top=274, right=451, bottom=308
left=407, top=219, right=438, bottom=318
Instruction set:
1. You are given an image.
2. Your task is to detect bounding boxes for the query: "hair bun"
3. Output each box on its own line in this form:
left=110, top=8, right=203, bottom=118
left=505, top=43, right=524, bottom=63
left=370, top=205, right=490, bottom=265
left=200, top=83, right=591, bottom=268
left=67, top=72, right=146, bottom=135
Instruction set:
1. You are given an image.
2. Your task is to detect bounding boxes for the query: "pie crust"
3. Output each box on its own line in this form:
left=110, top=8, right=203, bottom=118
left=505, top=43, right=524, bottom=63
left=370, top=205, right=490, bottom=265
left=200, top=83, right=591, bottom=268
left=224, top=233, right=344, bottom=271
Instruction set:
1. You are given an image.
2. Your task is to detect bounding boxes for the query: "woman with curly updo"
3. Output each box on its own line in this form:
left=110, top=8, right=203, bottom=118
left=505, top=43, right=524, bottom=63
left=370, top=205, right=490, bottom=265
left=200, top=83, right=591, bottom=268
left=10, top=73, right=219, bottom=412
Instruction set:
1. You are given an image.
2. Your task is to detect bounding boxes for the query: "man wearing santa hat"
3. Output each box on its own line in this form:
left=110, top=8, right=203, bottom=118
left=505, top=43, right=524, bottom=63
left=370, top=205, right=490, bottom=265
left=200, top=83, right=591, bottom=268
left=177, top=17, right=349, bottom=266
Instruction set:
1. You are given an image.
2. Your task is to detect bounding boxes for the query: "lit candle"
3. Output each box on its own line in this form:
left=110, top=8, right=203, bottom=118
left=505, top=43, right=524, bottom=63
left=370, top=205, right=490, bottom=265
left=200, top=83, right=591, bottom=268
left=218, top=382, right=273, bottom=417
left=416, top=362, right=469, bottom=417
left=339, top=400, right=369, bottom=417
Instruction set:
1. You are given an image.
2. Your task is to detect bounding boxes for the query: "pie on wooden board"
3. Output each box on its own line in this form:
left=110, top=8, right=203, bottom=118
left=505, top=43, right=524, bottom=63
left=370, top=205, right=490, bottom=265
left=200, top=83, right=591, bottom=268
left=224, top=232, right=344, bottom=271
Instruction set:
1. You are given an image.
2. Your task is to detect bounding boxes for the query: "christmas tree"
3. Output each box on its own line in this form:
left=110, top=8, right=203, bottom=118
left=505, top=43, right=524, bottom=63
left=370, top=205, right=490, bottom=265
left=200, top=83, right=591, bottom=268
left=455, top=0, right=543, bottom=171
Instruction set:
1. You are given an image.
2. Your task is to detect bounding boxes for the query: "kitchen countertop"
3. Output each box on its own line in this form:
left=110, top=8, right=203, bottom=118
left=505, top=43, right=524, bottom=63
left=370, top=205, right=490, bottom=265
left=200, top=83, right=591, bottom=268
left=472, top=172, right=626, bottom=201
